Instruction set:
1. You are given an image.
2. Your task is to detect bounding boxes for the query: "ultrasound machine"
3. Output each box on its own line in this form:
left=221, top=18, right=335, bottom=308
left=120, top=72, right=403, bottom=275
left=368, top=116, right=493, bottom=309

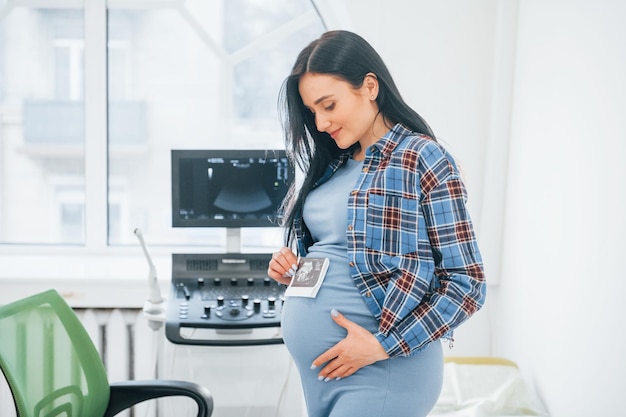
left=161, top=149, right=305, bottom=417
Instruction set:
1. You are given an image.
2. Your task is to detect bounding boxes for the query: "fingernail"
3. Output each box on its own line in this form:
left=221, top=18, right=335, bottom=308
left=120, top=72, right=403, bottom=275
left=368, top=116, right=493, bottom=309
left=324, top=377, right=331, bottom=382
left=286, top=269, right=295, bottom=277
left=292, top=263, right=298, bottom=270
left=335, top=377, right=342, bottom=381
left=318, top=375, right=324, bottom=381
left=330, top=308, right=339, bottom=317
left=310, top=364, right=317, bottom=370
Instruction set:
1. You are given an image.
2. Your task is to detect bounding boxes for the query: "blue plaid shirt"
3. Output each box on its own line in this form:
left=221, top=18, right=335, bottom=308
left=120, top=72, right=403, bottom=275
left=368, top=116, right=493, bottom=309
left=294, top=123, right=486, bottom=358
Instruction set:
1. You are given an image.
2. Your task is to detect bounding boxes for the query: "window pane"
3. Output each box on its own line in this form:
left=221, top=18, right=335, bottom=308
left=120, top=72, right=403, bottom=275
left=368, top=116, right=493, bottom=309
left=0, top=6, right=86, bottom=244
left=107, top=0, right=325, bottom=248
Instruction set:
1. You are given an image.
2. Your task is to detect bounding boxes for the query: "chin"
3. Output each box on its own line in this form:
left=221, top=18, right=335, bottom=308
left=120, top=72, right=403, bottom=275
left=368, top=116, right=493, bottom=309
left=334, top=137, right=355, bottom=150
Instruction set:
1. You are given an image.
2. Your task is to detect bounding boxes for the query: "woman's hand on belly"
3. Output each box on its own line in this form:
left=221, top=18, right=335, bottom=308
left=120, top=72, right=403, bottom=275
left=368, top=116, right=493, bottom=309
left=311, top=309, right=390, bottom=381
left=268, top=246, right=298, bottom=285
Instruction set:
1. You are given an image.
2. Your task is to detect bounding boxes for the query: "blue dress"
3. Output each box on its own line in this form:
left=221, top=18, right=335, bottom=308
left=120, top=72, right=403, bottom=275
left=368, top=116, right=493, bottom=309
left=281, top=158, right=443, bottom=417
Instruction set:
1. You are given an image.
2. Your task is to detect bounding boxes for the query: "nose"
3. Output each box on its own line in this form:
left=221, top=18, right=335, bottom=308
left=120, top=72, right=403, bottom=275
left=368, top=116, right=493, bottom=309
left=315, top=113, right=331, bottom=132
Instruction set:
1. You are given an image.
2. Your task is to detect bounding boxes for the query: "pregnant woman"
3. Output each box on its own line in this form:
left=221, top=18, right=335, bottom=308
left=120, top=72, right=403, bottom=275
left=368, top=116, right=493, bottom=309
left=268, top=30, right=486, bottom=417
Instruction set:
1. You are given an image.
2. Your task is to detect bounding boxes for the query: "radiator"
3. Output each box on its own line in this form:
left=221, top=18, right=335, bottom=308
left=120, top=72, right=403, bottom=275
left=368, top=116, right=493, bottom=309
left=0, top=307, right=158, bottom=417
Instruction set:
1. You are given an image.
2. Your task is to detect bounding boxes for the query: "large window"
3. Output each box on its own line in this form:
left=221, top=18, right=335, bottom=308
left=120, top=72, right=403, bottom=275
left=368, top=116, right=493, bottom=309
left=0, top=0, right=325, bottom=251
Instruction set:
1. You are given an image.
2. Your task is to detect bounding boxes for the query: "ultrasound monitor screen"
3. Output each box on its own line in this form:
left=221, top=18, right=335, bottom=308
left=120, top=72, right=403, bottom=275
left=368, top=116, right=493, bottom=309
left=172, top=149, right=293, bottom=228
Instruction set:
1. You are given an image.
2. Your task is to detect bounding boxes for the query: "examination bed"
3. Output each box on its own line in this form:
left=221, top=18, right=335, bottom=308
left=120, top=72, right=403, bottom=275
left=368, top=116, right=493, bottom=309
left=429, top=357, right=549, bottom=417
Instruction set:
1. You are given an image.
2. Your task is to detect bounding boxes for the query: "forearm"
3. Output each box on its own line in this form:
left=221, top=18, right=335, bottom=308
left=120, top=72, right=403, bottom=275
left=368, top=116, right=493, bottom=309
left=375, top=265, right=486, bottom=358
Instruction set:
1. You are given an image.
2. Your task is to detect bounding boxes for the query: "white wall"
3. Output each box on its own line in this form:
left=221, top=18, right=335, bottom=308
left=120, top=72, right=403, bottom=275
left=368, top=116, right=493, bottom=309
left=491, top=1, right=626, bottom=416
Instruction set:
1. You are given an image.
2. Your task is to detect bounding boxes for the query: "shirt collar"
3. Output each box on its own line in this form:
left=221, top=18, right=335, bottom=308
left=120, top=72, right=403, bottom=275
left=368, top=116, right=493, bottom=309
left=368, top=123, right=414, bottom=158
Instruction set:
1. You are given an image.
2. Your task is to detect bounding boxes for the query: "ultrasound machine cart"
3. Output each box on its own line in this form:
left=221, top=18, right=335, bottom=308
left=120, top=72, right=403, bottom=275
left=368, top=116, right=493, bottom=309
left=161, top=150, right=305, bottom=417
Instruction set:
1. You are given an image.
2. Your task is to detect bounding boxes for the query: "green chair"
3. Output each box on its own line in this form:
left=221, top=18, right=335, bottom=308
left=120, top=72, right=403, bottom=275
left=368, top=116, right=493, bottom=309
left=0, top=289, right=213, bottom=417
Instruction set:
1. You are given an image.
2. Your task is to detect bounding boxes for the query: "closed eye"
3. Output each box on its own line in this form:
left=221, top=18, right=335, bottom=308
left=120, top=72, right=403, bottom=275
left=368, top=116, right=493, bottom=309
left=305, top=101, right=335, bottom=114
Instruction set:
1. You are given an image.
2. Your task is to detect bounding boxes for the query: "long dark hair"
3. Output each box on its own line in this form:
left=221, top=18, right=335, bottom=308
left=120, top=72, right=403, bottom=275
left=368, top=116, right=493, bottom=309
left=278, top=30, right=435, bottom=248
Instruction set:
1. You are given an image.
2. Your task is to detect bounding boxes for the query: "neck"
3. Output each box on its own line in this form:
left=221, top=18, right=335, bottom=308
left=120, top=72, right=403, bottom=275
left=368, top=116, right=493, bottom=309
left=355, top=113, right=391, bottom=159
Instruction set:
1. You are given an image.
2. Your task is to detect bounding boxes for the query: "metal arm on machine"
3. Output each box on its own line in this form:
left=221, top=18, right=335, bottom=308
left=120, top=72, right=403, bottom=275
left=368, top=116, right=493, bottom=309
left=134, top=228, right=166, bottom=330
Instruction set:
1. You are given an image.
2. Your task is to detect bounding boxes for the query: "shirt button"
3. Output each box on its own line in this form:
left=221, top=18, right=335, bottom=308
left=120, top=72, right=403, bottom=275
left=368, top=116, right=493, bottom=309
left=349, top=261, right=355, bottom=267
left=350, top=190, right=357, bottom=195
left=347, top=225, right=353, bottom=231
left=365, top=291, right=372, bottom=297
left=362, top=167, right=368, bottom=173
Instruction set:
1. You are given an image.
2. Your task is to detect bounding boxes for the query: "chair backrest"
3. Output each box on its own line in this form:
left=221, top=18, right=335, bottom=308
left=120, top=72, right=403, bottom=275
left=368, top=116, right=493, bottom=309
left=0, top=290, right=110, bottom=417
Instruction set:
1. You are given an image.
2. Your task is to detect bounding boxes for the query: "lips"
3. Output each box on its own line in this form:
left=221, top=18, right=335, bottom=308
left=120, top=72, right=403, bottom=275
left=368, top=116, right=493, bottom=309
left=329, top=128, right=341, bottom=139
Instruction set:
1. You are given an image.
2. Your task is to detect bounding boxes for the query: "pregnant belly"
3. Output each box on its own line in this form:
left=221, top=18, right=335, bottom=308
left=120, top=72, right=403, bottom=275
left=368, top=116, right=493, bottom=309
left=280, top=254, right=378, bottom=368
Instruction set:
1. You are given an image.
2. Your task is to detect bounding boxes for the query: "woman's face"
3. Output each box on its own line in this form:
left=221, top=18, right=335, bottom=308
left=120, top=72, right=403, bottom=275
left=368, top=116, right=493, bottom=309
left=298, top=72, right=382, bottom=153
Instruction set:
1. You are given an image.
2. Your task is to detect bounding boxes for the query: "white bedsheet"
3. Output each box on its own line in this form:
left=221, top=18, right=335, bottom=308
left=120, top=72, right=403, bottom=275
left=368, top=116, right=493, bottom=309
left=428, top=359, right=549, bottom=417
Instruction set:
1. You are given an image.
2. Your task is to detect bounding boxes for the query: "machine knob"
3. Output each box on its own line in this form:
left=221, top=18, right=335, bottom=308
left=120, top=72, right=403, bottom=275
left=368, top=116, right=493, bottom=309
left=268, top=296, right=276, bottom=308
left=241, top=294, right=249, bottom=306
left=229, top=308, right=241, bottom=317
left=247, top=278, right=255, bottom=286
left=263, top=277, right=271, bottom=286
left=217, top=296, right=225, bottom=306
left=197, top=277, right=205, bottom=286
left=253, top=298, right=262, bottom=312
left=213, top=278, right=221, bottom=286
left=204, top=305, right=211, bottom=314
left=230, top=278, right=238, bottom=286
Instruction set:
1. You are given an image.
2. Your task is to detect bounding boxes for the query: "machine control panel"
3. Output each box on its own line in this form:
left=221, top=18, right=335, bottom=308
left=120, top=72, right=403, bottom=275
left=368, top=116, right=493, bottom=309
left=165, top=253, right=286, bottom=346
